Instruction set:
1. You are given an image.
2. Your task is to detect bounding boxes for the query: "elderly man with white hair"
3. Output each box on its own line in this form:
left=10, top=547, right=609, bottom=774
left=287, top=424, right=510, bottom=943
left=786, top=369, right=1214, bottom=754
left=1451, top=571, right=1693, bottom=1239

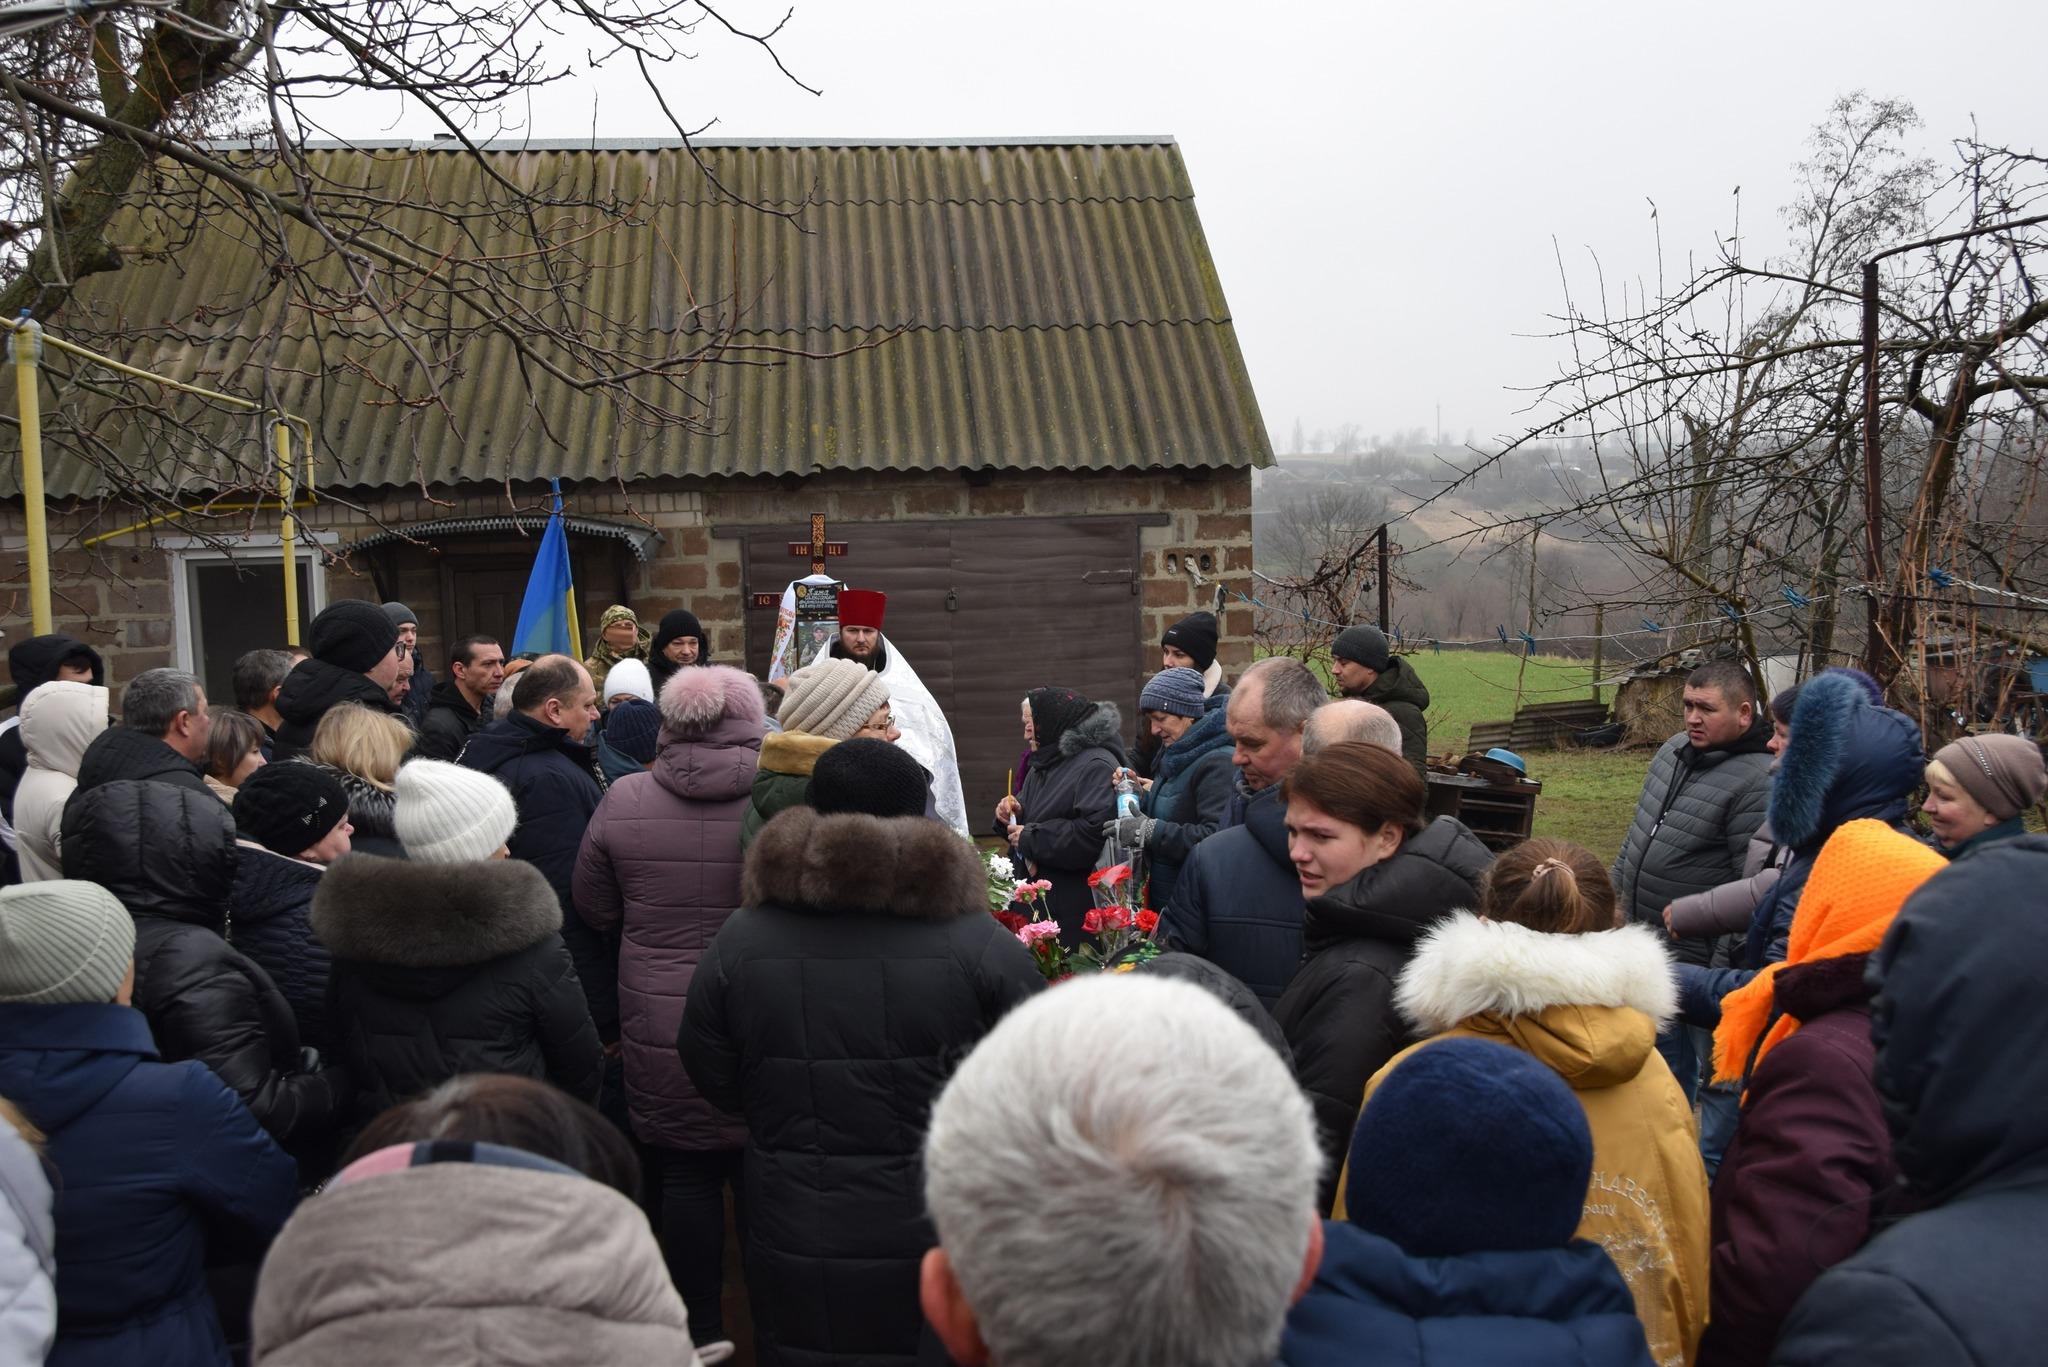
left=919, top=975, right=1324, bottom=1367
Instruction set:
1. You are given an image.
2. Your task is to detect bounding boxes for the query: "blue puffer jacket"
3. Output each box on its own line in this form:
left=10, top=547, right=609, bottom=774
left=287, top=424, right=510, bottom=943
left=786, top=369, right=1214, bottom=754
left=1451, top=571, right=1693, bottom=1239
left=1677, top=673, right=1925, bottom=1026
left=1281, top=1221, right=1655, bottom=1367
left=1158, top=784, right=1304, bottom=1009
left=459, top=711, right=617, bottom=1035
left=1139, top=707, right=1235, bottom=911
left=0, top=1004, right=298, bottom=1367
left=227, top=843, right=332, bottom=1050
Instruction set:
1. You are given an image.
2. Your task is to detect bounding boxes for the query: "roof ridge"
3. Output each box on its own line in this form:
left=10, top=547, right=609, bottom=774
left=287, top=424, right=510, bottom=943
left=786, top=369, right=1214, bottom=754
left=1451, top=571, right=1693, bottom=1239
left=202, top=135, right=1181, bottom=152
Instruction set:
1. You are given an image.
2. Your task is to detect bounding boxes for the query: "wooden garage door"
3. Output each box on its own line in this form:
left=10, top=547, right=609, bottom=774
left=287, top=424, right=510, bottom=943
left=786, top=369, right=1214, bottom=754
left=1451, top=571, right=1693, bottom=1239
left=740, top=516, right=1143, bottom=825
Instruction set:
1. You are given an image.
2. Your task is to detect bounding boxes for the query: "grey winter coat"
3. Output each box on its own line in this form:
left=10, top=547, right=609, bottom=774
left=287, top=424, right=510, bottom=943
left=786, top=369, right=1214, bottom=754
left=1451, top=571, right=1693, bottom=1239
left=1014, top=703, right=1123, bottom=946
left=0, top=1121, right=54, bottom=1367
left=573, top=709, right=761, bottom=1152
left=1666, top=819, right=1785, bottom=942
left=253, top=1159, right=693, bottom=1366
left=1611, top=727, right=1773, bottom=967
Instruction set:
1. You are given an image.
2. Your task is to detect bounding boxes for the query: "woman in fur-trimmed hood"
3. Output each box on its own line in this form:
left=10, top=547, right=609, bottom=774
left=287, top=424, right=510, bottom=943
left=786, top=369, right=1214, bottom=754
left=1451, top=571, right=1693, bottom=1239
left=679, top=744, right=1043, bottom=1367
left=1009, top=689, right=1126, bottom=946
left=1335, top=840, right=1710, bottom=1367
left=313, top=764, right=603, bottom=1130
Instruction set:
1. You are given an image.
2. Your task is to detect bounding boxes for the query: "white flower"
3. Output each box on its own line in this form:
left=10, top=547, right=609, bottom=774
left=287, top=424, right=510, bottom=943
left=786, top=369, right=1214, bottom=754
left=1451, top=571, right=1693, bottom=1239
left=986, top=854, right=1015, bottom=880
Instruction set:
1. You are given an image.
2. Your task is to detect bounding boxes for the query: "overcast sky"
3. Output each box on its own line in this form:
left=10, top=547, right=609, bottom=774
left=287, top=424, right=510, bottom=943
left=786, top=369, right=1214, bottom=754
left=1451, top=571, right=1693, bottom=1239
left=323, top=1, right=2047, bottom=453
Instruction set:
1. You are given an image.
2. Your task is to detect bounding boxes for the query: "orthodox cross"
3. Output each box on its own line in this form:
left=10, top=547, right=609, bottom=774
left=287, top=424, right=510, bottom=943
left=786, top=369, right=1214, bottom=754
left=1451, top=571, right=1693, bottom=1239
left=789, top=512, right=848, bottom=576
left=750, top=512, right=850, bottom=608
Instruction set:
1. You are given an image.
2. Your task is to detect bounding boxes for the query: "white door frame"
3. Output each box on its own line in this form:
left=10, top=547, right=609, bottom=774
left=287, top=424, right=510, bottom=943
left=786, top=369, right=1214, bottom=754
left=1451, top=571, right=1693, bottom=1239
left=164, top=533, right=334, bottom=675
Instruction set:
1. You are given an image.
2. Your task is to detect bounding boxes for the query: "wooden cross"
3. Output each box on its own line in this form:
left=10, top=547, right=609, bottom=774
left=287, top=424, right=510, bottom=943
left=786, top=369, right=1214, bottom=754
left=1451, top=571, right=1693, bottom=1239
left=788, top=512, right=848, bottom=576
left=750, top=512, right=851, bottom=608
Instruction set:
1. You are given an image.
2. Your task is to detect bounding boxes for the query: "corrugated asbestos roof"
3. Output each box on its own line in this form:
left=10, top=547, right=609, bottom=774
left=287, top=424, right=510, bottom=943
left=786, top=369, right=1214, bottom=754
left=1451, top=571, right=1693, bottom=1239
left=8, top=140, right=1273, bottom=497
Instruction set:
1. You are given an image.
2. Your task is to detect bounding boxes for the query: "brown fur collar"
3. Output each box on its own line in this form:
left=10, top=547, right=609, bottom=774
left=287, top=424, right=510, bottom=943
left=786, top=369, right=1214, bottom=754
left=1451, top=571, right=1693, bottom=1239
left=743, top=806, right=984, bottom=920
left=758, top=729, right=838, bottom=778
left=310, top=852, right=562, bottom=967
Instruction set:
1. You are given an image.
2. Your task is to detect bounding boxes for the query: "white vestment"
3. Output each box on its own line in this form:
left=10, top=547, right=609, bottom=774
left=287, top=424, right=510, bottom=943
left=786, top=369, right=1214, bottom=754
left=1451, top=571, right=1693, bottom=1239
left=768, top=575, right=968, bottom=835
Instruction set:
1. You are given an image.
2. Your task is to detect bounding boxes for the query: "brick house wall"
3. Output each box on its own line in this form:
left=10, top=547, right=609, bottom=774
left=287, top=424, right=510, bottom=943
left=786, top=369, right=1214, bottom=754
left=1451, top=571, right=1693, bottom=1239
left=0, top=466, right=1252, bottom=703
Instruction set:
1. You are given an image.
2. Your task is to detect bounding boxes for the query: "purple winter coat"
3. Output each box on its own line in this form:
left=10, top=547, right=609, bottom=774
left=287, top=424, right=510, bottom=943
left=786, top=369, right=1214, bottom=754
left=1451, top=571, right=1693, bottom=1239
left=573, top=710, right=762, bottom=1150
left=1697, top=951, right=1897, bottom=1367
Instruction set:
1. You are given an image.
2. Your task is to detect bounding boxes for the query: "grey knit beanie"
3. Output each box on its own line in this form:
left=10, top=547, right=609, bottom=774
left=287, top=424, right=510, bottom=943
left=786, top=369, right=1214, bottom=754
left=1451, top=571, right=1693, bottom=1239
left=1332, top=624, right=1392, bottom=673
left=394, top=759, right=519, bottom=863
left=0, top=880, right=136, bottom=1005
left=1933, top=734, right=2048, bottom=822
left=777, top=658, right=891, bottom=741
left=1139, top=666, right=1208, bottom=720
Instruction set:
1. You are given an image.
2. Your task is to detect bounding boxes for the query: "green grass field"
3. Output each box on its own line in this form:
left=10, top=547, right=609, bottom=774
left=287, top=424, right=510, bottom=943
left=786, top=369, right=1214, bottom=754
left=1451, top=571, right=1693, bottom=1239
left=1412, top=651, right=1648, bottom=866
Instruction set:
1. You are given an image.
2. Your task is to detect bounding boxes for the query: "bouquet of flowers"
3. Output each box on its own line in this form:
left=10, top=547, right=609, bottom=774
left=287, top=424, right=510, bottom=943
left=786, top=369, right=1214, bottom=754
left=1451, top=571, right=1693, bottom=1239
left=992, top=860, right=1161, bottom=982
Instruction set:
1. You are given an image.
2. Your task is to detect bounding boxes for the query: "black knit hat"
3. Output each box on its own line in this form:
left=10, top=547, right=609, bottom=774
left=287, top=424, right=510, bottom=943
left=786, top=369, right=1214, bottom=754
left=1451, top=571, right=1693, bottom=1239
left=1332, top=624, right=1391, bottom=673
left=308, top=601, right=400, bottom=674
left=1161, top=612, right=1219, bottom=672
left=1026, top=687, right=1096, bottom=756
left=807, top=738, right=928, bottom=820
left=233, top=762, right=349, bottom=856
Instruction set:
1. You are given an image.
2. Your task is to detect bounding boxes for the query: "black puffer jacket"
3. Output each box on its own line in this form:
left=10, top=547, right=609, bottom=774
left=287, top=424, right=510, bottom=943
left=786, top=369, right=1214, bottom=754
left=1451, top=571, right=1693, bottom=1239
left=271, top=657, right=407, bottom=762
left=312, top=852, right=604, bottom=1128
left=228, top=842, right=332, bottom=1049
left=679, top=808, right=1043, bottom=1367
left=1274, top=815, right=1492, bottom=1210
left=1013, top=703, right=1123, bottom=946
left=71, top=726, right=209, bottom=798
left=1775, top=838, right=2048, bottom=1367
left=60, top=780, right=346, bottom=1147
left=417, top=679, right=488, bottom=763
left=457, top=711, right=616, bottom=1035
left=1159, top=784, right=1306, bottom=1009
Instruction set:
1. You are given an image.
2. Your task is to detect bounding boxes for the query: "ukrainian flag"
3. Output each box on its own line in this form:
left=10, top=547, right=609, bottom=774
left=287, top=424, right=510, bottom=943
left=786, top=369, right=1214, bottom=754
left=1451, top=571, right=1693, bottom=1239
left=512, top=481, right=581, bottom=657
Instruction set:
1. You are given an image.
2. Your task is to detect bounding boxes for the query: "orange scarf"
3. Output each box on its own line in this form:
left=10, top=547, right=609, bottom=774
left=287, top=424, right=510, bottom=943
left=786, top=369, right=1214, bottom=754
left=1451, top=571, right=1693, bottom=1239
left=1711, top=819, right=1947, bottom=1087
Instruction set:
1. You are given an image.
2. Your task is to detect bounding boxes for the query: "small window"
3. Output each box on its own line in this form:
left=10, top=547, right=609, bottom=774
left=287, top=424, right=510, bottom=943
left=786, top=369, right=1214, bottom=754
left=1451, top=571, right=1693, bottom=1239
left=180, top=552, right=319, bottom=706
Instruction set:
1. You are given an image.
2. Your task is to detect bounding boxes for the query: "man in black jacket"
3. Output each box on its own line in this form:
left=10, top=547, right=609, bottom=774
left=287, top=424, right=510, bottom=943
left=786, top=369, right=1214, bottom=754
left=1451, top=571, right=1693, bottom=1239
left=1161, top=695, right=1400, bottom=1010
left=271, top=601, right=409, bottom=761
left=457, top=655, right=613, bottom=1041
left=418, top=635, right=505, bottom=762
left=72, top=667, right=213, bottom=798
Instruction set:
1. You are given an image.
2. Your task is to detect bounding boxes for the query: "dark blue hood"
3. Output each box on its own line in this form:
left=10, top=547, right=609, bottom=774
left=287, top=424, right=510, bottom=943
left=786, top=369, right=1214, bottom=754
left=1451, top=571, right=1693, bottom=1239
left=0, top=1003, right=156, bottom=1132
left=1769, top=671, right=1925, bottom=851
left=1871, top=837, right=2048, bottom=1205
left=460, top=710, right=592, bottom=774
left=1281, top=1221, right=1653, bottom=1367
left=1242, top=783, right=1291, bottom=869
left=1153, top=705, right=1232, bottom=784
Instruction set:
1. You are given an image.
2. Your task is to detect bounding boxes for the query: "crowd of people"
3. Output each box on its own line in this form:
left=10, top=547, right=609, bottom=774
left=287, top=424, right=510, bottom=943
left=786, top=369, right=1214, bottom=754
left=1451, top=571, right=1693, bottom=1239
left=0, top=589, right=2043, bottom=1367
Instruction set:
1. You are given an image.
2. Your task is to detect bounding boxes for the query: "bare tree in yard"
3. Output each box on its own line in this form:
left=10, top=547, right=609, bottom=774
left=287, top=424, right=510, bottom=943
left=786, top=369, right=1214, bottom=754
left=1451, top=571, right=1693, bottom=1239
left=0, top=0, right=830, bottom=549
left=1251, top=479, right=1397, bottom=661
left=1431, top=94, right=2048, bottom=724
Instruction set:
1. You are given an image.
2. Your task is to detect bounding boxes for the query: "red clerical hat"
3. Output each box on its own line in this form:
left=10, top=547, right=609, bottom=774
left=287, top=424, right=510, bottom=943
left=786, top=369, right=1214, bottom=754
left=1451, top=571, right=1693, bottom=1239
left=838, top=588, right=887, bottom=630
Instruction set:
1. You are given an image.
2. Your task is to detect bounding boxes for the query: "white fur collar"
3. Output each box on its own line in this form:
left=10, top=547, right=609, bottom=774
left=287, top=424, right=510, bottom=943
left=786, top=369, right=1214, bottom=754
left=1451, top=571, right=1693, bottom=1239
left=1395, top=912, right=1678, bottom=1035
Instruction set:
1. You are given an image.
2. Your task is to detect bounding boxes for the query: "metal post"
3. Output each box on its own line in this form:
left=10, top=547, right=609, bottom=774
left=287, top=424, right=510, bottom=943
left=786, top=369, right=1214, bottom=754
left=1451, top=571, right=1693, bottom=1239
left=1860, top=259, right=1884, bottom=675
left=1591, top=603, right=1605, bottom=703
left=274, top=420, right=300, bottom=647
left=1376, top=523, right=1390, bottom=631
left=9, top=319, right=50, bottom=635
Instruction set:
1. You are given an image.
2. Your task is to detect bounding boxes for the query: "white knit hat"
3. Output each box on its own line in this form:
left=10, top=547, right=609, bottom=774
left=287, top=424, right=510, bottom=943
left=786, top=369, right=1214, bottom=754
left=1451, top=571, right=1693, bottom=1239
left=395, top=759, right=519, bottom=864
left=777, top=658, right=891, bottom=741
left=0, top=880, right=136, bottom=1005
left=601, top=658, right=655, bottom=707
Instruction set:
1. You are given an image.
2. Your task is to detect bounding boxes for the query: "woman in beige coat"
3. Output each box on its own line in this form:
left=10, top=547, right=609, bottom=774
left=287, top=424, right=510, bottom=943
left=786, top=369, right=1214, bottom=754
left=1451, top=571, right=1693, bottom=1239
left=1335, top=839, right=1710, bottom=1367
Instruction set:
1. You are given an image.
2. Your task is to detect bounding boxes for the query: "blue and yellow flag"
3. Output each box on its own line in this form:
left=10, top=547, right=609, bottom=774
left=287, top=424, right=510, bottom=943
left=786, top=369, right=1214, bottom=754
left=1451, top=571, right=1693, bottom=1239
left=511, top=481, right=581, bottom=657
